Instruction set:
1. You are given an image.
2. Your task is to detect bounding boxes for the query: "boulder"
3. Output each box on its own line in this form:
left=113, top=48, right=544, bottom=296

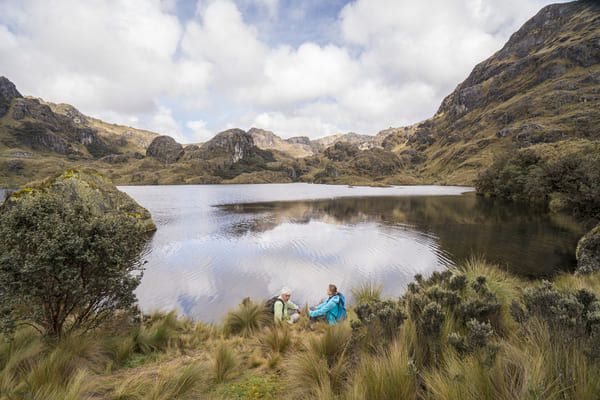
left=146, top=135, right=184, bottom=164
left=576, top=224, right=600, bottom=274
left=2, top=170, right=156, bottom=232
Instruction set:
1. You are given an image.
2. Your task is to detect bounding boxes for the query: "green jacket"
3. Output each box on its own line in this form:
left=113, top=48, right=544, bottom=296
left=274, top=296, right=299, bottom=324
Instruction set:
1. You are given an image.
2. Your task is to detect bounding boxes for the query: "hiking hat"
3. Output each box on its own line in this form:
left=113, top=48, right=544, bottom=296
left=281, top=287, right=292, bottom=295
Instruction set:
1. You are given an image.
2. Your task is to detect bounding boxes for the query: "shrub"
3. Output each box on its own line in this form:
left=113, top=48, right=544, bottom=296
left=0, top=194, right=148, bottom=338
left=475, top=150, right=600, bottom=219
left=354, top=298, right=407, bottom=344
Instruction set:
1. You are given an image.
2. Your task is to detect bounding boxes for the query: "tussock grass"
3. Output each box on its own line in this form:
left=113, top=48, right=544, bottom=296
left=351, top=281, right=383, bottom=304
left=224, top=298, right=270, bottom=337
left=347, top=340, right=417, bottom=400
left=1, top=259, right=600, bottom=399
left=214, top=341, right=237, bottom=384
left=287, top=323, right=352, bottom=399
left=259, top=325, right=292, bottom=355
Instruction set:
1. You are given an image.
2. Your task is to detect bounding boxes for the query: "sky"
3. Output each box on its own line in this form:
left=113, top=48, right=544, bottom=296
left=0, top=0, right=568, bottom=143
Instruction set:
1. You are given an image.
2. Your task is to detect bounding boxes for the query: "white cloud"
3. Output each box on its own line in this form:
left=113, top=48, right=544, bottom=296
left=186, top=120, right=214, bottom=142
left=0, top=0, right=567, bottom=142
left=181, top=0, right=267, bottom=89
left=147, top=106, right=186, bottom=143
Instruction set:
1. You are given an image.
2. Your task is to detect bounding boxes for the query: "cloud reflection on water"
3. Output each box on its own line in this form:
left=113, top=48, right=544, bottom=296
left=121, top=184, right=583, bottom=324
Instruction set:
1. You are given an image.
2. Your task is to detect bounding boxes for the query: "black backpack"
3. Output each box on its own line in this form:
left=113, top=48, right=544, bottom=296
left=265, top=296, right=284, bottom=316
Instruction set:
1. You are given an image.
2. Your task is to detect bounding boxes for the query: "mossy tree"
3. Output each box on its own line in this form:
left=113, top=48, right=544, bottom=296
left=0, top=194, right=148, bottom=338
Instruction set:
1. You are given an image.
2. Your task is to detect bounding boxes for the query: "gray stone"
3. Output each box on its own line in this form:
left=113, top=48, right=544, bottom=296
left=146, top=135, right=184, bottom=164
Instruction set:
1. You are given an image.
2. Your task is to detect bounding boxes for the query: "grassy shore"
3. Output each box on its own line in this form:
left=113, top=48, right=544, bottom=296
left=2, top=258, right=600, bottom=399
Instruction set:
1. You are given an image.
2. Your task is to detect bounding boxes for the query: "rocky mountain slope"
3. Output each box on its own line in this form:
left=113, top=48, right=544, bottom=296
left=1, top=1, right=598, bottom=188
left=383, top=0, right=600, bottom=183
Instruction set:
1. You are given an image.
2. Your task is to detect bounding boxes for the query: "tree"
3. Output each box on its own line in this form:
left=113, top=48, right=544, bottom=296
left=0, top=194, right=148, bottom=338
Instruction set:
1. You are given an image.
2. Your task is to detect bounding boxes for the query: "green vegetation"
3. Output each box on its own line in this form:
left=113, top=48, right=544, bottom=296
left=1, top=258, right=598, bottom=399
left=476, top=149, right=600, bottom=220
left=0, top=193, right=148, bottom=338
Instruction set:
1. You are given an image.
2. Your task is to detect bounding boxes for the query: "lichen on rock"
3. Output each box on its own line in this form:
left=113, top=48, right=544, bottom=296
left=2, top=170, right=156, bottom=232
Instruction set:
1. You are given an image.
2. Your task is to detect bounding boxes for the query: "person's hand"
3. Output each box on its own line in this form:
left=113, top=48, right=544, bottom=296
left=297, top=308, right=302, bottom=314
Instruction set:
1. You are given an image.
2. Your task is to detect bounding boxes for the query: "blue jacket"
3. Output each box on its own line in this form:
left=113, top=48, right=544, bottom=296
left=309, top=293, right=346, bottom=325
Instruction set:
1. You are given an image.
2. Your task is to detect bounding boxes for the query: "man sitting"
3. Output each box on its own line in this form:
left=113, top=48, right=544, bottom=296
left=274, top=287, right=301, bottom=324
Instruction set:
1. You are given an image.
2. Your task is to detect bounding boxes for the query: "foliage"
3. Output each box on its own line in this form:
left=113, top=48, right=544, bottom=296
left=475, top=150, right=600, bottom=219
left=0, top=194, right=148, bottom=338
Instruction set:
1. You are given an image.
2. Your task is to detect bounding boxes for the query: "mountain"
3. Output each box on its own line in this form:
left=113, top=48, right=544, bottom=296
left=1, top=1, right=598, bottom=188
left=383, top=0, right=600, bottom=183
left=0, top=78, right=156, bottom=159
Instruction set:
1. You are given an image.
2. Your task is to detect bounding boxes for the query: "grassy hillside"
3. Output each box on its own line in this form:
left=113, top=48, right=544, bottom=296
left=2, top=258, right=600, bottom=399
left=384, top=0, right=600, bottom=184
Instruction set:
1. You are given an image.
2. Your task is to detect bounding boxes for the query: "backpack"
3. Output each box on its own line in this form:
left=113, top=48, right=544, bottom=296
left=336, top=293, right=347, bottom=322
left=265, top=296, right=284, bottom=316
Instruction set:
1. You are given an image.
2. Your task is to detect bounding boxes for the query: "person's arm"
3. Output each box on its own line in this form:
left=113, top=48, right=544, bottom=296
left=287, top=301, right=299, bottom=311
left=309, top=298, right=338, bottom=317
left=274, top=300, right=284, bottom=321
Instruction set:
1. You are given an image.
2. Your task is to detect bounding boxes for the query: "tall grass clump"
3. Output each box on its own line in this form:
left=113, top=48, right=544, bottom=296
left=346, top=340, right=417, bottom=400
left=214, top=341, right=237, bottom=384
left=106, top=361, right=206, bottom=400
left=351, top=281, right=383, bottom=304
left=287, top=323, right=353, bottom=399
left=224, top=297, right=270, bottom=337
left=0, top=332, right=100, bottom=399
left=259, top=325, right=292, bottom=355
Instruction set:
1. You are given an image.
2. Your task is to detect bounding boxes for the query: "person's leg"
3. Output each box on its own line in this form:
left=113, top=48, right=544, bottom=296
left=290, top=312, right=300, bottom=323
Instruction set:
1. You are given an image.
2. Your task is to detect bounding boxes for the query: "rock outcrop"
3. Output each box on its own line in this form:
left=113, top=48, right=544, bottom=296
left=146, top=135, right=184, bottom=164
left=201, top=129, right=254, bottom=164
left=2, top=170, right=156, bottom=232
left=0, top=76, right=22, bottom=118
left=577, top=224, right=600, bottom=274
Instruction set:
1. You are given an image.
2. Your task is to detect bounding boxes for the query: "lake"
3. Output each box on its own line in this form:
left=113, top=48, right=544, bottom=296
left=116, top=184, right=585, bottom=323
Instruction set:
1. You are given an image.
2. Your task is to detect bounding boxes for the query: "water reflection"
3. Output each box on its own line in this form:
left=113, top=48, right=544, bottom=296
left=119, top=184, right=584, bottom=323
left=219, top=195, right=583, bottom=277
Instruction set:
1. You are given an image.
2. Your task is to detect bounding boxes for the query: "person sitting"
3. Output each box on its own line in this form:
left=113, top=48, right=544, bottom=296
left=274, top=287, right=301, bottom=325
left=309, top=284, right=347, bottom=326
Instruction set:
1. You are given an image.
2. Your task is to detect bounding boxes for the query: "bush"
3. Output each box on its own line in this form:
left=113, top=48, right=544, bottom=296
left=475, top=150, right=600, bottom=219
left=0, top=194, right=148, bottom=338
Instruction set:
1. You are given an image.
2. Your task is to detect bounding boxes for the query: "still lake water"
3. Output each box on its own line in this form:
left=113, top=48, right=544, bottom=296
left=116, top=184, right=585, bottom=323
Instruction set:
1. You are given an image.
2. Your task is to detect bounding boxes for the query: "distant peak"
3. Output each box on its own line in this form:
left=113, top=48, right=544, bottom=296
left=0, top=76, right=23, bottom=101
